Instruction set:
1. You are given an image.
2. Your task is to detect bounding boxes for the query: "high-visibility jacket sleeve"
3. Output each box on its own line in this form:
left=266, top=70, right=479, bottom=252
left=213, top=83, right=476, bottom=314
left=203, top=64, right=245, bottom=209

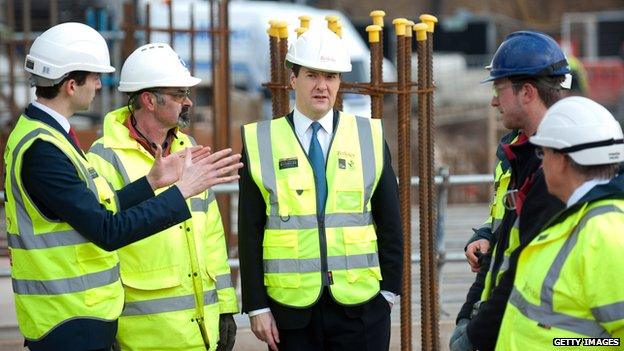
left=581, top=213, right=624, bottom=338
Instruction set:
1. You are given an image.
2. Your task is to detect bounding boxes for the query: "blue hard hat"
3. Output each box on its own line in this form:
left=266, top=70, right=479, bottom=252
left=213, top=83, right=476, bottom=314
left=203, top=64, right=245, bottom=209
left=482, top=31, right=570, bottom=83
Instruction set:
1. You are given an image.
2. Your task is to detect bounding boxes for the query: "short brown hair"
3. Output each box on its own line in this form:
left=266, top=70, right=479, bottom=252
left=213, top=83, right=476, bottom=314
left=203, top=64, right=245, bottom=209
left=35, top=71, right=90, bottom=99
left=510, top=75, right=565, bottom=108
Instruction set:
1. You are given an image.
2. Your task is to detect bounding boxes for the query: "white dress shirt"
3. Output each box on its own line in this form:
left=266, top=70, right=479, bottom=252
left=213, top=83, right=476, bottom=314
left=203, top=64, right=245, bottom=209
left=32, top=101, right=71, bottom=133
left=293, top=107, right=333, bottom=159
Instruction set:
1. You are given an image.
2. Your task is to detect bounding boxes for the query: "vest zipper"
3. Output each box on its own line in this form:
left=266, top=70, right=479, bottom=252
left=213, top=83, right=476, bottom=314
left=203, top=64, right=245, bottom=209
left=288, top=113, right=340, bottom=287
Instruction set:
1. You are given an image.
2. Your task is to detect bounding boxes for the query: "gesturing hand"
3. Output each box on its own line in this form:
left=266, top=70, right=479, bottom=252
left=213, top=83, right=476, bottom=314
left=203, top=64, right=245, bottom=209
left=146, top=145, right=212, bottom=190
left=175, top=147, right=243, bottom=199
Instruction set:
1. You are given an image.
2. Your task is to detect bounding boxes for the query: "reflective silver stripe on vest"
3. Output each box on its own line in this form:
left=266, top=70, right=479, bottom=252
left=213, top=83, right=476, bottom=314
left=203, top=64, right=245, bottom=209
left=509, top=289, right=609, bottom=338
left=12, top=264, right=120, bottom=295
left=256, top=121, right=279, bottom=216
left=264, top=253, right=379, bottom=273
left=7, top=230, right=87, bottom=249
left=498, top=256, right=510, bottom=274
left=510, top=205, right=623, bottom=337
left=121, top=289, right=218, bottom=316
left=89, top=143, right=131, bottom=185
left=355, top=117, right=376, bottom=208
left=265, top=212, right=373, bottom=230
left=216, top=273, right=234, bottom=290
left=491, top=218, right=502, bottom=233
left=190, top=192, right=216, bottom=212
left=10, top=128, right=93, bottom=249
left=592, top=301, right=624, bottom=323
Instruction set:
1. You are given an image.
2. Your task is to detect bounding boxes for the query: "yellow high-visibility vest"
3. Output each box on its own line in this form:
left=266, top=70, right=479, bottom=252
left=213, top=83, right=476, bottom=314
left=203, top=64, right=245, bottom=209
left=87, top=107, right=237, bottom=351
left=497, top=199, right=624, bottom=349
left=242, top=112, right=385, bottom=307
left=5, top=114, right=122, bottom=341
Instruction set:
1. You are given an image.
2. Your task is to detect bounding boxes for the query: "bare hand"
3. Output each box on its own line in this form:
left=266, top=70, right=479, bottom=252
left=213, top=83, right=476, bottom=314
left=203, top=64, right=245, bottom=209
left=175, top=148, right=243, bottom=199
left=146, top=145, right=210, bottom=190
left=250, top=312, right=279, bottom=351
left=465, top=239, right=490, bottom=272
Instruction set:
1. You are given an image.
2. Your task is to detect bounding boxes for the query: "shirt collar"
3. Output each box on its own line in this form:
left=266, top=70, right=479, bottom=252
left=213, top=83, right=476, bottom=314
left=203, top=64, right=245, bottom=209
left=31, top=101, right=71, bottom=133
left=293, top=107, right=333, bottom=136
left=567, top=178, right=611, bottom=208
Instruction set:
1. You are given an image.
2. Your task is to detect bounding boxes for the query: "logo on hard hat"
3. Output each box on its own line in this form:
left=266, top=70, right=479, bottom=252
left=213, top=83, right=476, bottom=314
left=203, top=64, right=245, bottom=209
left=320, top=55, right=336, bottom=63
left=178, top=55, right=189, bottom=69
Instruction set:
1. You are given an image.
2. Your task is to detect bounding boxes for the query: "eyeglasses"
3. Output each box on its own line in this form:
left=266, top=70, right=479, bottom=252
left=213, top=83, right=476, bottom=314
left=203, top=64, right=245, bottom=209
left=492, top=82, right=511, bottom=98
left=151, top=89, right=191, bottom=102
left=535, top=147, right=565, bottom=160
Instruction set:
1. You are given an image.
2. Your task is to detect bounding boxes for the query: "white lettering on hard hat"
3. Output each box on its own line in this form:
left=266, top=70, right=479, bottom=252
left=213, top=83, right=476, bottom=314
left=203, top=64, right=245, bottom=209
left=320, top=55, right=336, bottom=62
left=178, top=55, right=189, bottom=69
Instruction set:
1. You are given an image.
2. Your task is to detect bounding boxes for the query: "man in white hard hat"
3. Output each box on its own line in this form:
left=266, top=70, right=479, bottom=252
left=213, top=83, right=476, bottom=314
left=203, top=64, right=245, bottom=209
left=87, top=43, right=238, bottom=351
left=238, top=27, right=403, bottom=351
left=5, top=23, right=242, bottom=351
left=496, top=96, right=624, bottom=349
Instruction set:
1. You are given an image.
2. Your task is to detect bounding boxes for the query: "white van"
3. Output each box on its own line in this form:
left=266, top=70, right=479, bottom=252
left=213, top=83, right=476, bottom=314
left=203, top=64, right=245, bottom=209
left=138, top=0, right=396, bottom=118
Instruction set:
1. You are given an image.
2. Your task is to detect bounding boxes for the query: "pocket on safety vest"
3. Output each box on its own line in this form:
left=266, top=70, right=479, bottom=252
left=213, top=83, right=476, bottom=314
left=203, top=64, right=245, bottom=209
left=335, top=189, right=363, bottom=212
left=121, top=265, right=182, bottom=291
left=75, top=244, right=121, bottom=307
left=262, top=230, right=298, bottom=259
left=343, top=227, right=381, bottom=283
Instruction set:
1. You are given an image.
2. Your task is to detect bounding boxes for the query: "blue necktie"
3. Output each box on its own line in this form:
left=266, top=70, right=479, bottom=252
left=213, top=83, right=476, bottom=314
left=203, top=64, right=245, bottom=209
left=309, top=122, right=327, bottom=214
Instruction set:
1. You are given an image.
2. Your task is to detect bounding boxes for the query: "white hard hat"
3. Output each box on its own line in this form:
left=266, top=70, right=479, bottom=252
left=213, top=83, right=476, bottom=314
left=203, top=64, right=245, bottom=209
left=285, top=28, right=351, bottom=73
left=530, top=96, right=624, bottom=165
left=118, top=43, right=201, bottom=92
left=25, top=22, right=115, bottom=86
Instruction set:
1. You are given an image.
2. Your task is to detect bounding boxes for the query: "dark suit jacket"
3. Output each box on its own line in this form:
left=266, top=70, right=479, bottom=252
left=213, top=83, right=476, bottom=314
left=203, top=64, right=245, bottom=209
left=237, top=110, right=403, bottom=328
left=16, top=104, right=192, bottom=350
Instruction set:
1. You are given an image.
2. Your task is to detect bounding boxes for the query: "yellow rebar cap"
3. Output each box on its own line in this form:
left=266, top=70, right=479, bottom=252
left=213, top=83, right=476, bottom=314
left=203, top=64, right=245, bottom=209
left=335, top=20, right=343, bottom=38
left=298, top=15, right=311, bottom=29
left=405, top=20, right=414, bottom=37
left=276, top=21, right=288, bottom=39
left=295, top=27, right=308, bottom=37
left=392, top=18, right=408, bottom=36
left=325, top=15, right=340, bottom=33
left=413, top=22, right=428, bottom=41
left=419, top=14, right=438, bottom=33
left=366, top=25, right=382, bottom=43
left=370, top=10, right=385, bottom=27
left=268, top=20, right=279, bottom=37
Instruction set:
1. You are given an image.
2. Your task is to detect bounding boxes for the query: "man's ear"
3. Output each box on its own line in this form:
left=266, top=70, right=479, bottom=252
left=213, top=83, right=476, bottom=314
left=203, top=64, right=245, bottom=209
left=63, top=79, right=77, bottom=96
left=521, top=82, right=538, bottom=104
left=290, top=72, right=296, bottom=89
left=137, top=91, right=155, bottom=111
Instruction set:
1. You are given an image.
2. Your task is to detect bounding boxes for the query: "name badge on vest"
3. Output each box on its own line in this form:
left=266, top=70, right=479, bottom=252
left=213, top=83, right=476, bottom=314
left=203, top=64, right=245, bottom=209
left=88, top=167, right=99, bottom=179
left=279, top=157, right=298, bottom=170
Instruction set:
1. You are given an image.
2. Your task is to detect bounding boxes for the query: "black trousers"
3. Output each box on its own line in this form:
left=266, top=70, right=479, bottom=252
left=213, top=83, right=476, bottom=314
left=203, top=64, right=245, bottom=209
left=274, top=291, right=391, bottom=351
